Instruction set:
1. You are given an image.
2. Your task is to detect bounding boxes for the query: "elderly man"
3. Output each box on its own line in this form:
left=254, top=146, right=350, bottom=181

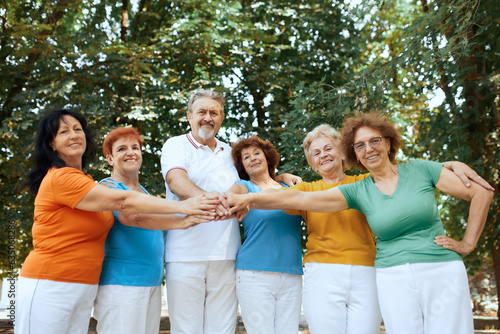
left=161, top=90, right=299, bottom=333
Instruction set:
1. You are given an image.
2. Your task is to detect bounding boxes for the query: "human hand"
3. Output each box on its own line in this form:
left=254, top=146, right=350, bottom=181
left=179, top=194, right=219, bottom=217
left=448, top=161, right=494, bottom=191
left=279, top=173, right=303, bottom=186
left=434, top=235, right=474, bottom=256
left=227, top=193, right=252, bottom=216
left=205, top=191, right=231, bottom=216
left=179, top=214, right=214, bottom=229
left=235, top=207, right=249, bottom=222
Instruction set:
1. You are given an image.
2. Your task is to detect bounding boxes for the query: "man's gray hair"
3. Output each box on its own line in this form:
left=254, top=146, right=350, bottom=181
left=187, top=90, right=226, bottom=113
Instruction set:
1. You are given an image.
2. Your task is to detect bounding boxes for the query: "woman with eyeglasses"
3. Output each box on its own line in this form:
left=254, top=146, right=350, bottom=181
left=227, top=113, right=494, bottom=334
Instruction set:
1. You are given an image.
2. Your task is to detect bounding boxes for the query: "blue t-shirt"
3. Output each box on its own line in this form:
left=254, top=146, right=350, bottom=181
left=235, top=180, right=303, bottom=275
left=338, top=159, right=462, bottom=268
left=98, top=178, right=164, bottom=286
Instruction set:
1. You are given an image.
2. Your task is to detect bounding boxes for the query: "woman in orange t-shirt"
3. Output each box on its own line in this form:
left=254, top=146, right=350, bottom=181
left=17, top=109, right=219, bottom=334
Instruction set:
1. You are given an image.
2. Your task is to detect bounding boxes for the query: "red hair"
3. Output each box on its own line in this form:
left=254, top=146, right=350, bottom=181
left=102, top=127, right=143, bottom=156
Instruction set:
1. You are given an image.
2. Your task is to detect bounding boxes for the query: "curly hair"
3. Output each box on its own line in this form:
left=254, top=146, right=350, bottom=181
left=102, top=127, right=143, bottom=157
left=302, top=124, right=342, bottom=169
left=231, top=136, right=280, bottom=181
left=340, top=112, right=402, bottom=170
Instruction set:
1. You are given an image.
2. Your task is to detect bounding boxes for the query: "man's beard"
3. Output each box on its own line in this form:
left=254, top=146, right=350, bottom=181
left=198, top=122, right=215, bottom=140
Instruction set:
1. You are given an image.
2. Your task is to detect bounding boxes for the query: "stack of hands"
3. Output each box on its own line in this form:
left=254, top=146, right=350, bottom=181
left=182, top=191, right=253, bottom=224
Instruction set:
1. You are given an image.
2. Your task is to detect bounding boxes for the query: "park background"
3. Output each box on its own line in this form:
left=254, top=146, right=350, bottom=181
left=0, top=0, right=498, bottom=324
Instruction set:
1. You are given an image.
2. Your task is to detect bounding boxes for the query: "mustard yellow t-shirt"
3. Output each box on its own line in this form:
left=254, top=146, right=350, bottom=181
left=287, top=174, right=376, bottom=267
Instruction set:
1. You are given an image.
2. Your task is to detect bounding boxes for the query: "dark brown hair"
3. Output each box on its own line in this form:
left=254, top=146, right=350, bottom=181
left=231, top=136, right=280, bottom=181
left=24, top=109, right=96, bottom=194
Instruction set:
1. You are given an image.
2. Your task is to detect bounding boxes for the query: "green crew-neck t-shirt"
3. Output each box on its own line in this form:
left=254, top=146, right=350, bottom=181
left=338, top=159, right=462, bottom=268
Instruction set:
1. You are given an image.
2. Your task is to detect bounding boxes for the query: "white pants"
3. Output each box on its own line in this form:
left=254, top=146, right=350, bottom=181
left=93, top=285, right=161, bottom=334
left=302, top=262, right=381, bottom=334
left=376, top=261, right=474, bottom=334
left=16, top=277, right=97, bottom=334
left=236, top=270, right=302, bottom=334
left=165, top=260, right=237, bottom=334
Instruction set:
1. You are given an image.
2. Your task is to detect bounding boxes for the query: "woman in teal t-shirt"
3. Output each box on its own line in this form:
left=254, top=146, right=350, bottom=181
left=93, top=127, right=213, bottom=334
left=227, top=113, right=493, bottom=334
left=228, top=136, right=303, bottom=334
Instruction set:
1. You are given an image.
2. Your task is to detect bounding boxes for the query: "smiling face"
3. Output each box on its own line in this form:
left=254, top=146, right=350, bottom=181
left=106, top=136, right=143, bottom=175
left=309, top=136, right=344, bottom=177
left=50, top=115, right=86, bottom=169
left=353, top=126, right=391, bottom=171
left=187, top=96, right=224, bottom=144
left=241, top=145, right=269, bottom=179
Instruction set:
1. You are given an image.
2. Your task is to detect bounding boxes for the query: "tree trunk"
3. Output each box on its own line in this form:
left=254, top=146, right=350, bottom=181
left=491, top=247, right=500, bottom=320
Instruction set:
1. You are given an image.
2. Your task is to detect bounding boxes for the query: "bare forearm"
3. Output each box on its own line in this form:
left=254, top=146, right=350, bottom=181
left=247, top=188, right=348, bottom=212
left=120, top=213, right=197, bottom=230
left=248, top=189, right=300, bottom=210
left=119, top=191, right=188, bottom=215
left=168, top=178, right=206, bottom=200
left=462, top=190, right=494, bottom=249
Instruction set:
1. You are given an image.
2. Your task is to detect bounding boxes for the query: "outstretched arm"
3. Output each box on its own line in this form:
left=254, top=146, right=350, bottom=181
left=119, top=213, right=213, bottom=230
left=76, top=185, right=219, bottom=217
left=443, top=161, right=494, bottom=191
left=227, top=187, right=348, bottom=216
left=434, top=167, right=494, bottom=255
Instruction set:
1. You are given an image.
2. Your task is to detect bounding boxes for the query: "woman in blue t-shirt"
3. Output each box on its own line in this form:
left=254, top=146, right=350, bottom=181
left=227, top=114, right=494, bottom=334
left=228, top=136, right=303, bottom=334
left=93, top=127, right=213, bottom=334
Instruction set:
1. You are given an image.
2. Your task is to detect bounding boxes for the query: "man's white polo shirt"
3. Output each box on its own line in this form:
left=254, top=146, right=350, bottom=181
left=160, top=132, right=241, bottom=262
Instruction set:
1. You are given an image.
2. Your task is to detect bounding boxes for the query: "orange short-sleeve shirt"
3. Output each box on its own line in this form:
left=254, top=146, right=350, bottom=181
left=21, top=167, right=114, bottom=284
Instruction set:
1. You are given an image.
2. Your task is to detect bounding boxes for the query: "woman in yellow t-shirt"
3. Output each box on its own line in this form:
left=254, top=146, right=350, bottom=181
left=17, top=109, right=218, bottom=334
left=285, top=124, right=381, bottom=333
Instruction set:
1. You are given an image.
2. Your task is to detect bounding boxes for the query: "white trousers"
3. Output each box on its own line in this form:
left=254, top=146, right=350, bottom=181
left=93, top=285, right=161, bottom=334
left=165, top=260, right=237, bottom=334
left=16, top=277, right=97, bottom=334
left=236, top=269, right=302, bottom=334
left=376, top=261, right=474, bottom=334
left=302, top=262, right=381, bottom=334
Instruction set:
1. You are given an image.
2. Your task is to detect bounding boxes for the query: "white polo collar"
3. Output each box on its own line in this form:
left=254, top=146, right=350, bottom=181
left=187, top=132, right=225, bottom=153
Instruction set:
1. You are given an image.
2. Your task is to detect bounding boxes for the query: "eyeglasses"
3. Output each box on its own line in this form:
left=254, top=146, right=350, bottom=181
left=352, top=136, right=384, bottom=152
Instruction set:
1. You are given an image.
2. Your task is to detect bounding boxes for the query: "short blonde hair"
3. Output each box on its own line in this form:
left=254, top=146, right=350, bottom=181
left=303, top=124, right=342, bottom=168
